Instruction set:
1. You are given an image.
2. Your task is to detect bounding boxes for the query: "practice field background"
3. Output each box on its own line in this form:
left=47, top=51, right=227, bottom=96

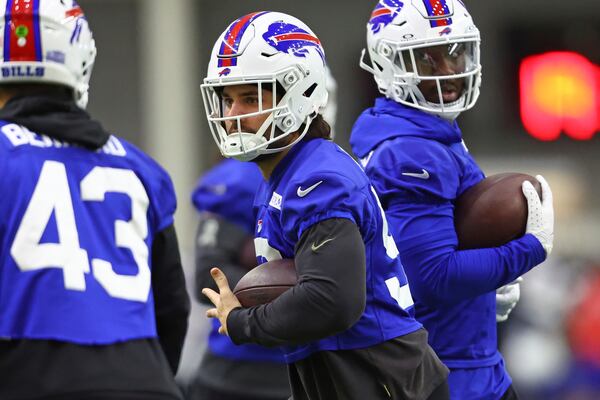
left=79, top=1, right=600, bottom=398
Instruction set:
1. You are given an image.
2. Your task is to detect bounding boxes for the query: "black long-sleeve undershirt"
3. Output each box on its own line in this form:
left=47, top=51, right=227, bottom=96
left=151, top=225, right=191, bottom=374
left=227, top=218, right=366, bottom=347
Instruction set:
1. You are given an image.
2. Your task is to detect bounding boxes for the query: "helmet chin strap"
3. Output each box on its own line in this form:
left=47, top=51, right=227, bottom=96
left=220, top=112, right=313, bottom=162
left=421, top=97, right=464, bottom=121
left=223, top=133, right=268, bottom=161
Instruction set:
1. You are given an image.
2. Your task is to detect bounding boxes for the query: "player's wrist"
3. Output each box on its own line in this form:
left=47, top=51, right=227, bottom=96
left=225, top=306, right=249, bottom=345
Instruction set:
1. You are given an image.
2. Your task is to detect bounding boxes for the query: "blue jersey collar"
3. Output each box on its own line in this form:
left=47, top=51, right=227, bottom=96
left=350, top=97, right=463, bottom=158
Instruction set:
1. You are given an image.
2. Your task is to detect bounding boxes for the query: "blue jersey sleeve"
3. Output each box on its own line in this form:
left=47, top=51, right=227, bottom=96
left=369, top=141, right=546, bottom=306
left=120, top=141, right=177, bottom=234
left=146, top=164, right=177, bottom=233
left=280, top=172, right=372, bottom=244
left=385, top=202, right=545, bottom=306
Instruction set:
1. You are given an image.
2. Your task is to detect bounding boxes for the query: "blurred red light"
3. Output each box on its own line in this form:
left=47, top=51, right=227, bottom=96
left=520, top=52, right=599, bottom=141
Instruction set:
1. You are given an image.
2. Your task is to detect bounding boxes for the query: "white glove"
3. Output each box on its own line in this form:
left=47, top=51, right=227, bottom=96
left=522, top=175, right=554, bottom=256
left=496, top=277, right=523, bottom=322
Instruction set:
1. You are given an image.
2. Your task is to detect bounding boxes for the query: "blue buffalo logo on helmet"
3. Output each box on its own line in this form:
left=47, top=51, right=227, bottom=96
left=439, top=27, right=452, bottom=35
left=218, top=68, right=231, bottom=77
left=369, top=0, right=404, bottom=33
left=262, top=21, right=325, bottom=64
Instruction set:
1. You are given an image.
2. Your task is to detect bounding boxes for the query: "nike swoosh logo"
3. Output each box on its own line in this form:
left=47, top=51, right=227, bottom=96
left=297, top=180, right=323, bottom=197
left=401, top=169, right=430, bottom=179
left=311, top=237, right=335, bottom=252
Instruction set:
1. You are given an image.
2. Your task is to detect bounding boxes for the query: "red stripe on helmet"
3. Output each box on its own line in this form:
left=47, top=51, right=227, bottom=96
left=273, top=33, right=321, bottom=45
left=370, top=8, right=391, bottom=19
left=221, top=12, right=260, bottom=57
left=65, top=6, right=83, bottom=18
left=426, top=0, right=447, bottom=16
left=7, top=0, right=38, bottom=61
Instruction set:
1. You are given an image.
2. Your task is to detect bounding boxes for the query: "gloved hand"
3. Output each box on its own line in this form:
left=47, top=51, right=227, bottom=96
left=522, top=175, right=554, bottom=256
left=496, top=277, right=523, bottom=322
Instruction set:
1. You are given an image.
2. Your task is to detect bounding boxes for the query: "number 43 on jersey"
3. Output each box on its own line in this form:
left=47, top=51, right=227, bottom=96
left=10, top=160, right=152, bottom=302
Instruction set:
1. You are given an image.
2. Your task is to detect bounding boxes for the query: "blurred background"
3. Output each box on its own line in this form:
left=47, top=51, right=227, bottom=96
left=78, top=1, right=600, bottom=398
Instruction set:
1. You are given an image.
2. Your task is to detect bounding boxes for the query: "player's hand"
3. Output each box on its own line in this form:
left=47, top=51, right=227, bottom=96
left=522, top=175, right=554, bottom=256
left=202, top=268, right=242, bottom=336
left=496, top=277, right=523, bottom=323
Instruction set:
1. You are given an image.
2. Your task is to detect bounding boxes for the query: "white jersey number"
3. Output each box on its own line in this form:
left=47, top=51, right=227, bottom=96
left=254, top=237, right=282, bottom=262
left=370, top=186, right=414, bottom=309
left=370, top=186, right=399, bottom=260
left=10, top=161, right=151, bottom=302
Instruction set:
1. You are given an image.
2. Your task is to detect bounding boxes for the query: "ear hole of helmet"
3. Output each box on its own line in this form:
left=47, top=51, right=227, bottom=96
left=303, top=83, right=318, bottom=98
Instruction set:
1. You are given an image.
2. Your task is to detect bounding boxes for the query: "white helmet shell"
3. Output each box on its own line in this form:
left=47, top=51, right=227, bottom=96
left=361, top=0, right=481, bottom=120
left=0, top=0, right=97, bottom=108
left=323, top=65, right=338, bottom=136
left=201, top=11, right=328, bottom=161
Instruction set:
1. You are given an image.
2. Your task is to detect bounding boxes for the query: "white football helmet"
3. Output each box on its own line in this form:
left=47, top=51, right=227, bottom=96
left=201, top=11, right=328, bottom=161
left=361, top=0, right=481, bottom=120
left=323, top=65, right=338, bottom=136
left=0, top=0, right=96, bottom=108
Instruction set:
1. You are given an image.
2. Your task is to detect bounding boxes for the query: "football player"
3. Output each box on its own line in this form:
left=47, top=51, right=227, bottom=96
left=0, top=1, right=190, bottom=399
left=188, top=159, right=289, bottom=400
left=350, top=1, right=554, bottom=399
left=187, top=67, right=337, bottom=400
left=200, top=11, right=450, bottom=400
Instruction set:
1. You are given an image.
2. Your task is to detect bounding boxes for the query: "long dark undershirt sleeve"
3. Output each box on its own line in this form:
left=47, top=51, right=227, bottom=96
left=227, top=218, right=366, bottom=347
left=151, top=225, right=191, bottom=374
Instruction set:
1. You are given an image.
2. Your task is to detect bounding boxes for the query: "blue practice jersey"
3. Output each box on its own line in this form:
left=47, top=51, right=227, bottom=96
left=0, top=121, right=177, bottom=344
left=350, top=98, right=546, bottom=400
left=192, top=159, right=285, bottom=363
left=253, top=138, right=422, bottom=363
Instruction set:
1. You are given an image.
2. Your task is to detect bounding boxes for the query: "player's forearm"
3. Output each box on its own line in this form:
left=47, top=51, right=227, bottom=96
left=387, top=205, right=545, bottom=305
left=228, top=218, right=366, bottom=347
left=402, top=231, right=545, bottom=305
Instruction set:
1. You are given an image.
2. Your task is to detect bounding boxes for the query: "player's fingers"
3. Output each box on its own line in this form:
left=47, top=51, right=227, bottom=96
left=218, top=325, right=227, bottom=335
left=496, top=285, right=509, bottom=295
left=206, top=308, right=218, bottom=318
left=210, top=267, right=232, bottom=293
left=202, top=287, right=220, bottom=306
left=536, top=175, right=553, bottom=207
left=522, top=181, right=541, bottom=212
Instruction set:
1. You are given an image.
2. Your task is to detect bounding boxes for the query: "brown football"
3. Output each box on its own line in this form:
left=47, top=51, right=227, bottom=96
left=454, top=173, right=542, bottom=250
left=233, top=259, right=297, bottom=307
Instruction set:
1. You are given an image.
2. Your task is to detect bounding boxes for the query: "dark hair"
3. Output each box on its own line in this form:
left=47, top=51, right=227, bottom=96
left=0, top=83, right=72, bottom=100
left=302, top=114, right=332, bottom=140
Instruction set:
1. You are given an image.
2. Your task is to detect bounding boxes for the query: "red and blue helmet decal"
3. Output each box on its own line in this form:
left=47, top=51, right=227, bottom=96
left=422, top=0, right=453, bottom=27
left=217, top=11, right=269, bottom=68
left=368, top=0, right=404, bottom=34
left=3, top=0, right=42, bottom=62
left=262, top=21, right=324, bottom=63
